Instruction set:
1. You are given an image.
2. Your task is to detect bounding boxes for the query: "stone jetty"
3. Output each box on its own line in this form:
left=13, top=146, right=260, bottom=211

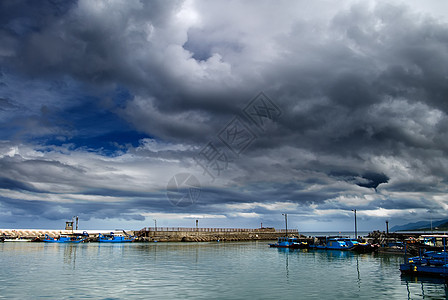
left=0, top=227, right=299, bottom=242
left=136, top=227, right=298, bottom=242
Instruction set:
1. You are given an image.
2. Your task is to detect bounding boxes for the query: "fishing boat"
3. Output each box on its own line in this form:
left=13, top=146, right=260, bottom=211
left=98, top=231, right=135, bottom=243
left=342, top=238, right=379, bottom=253
left=400, top=251, right=448, bottom=277
left=269, top=237, right=306, bottom=248
left=400, top=235, right=448, bottom=277
left=43, top=231, right=89, bottom=243
left=310, top=236, right=377, bottom=252
left=309, top=237, right=350, bottom=250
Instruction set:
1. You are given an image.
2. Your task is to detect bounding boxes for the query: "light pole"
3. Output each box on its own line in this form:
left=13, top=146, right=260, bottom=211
left=386, top=220, right=389, bottom=235
left=282, top=213, right=288, bottom=237
left=352, top=209, right=357, bottom=240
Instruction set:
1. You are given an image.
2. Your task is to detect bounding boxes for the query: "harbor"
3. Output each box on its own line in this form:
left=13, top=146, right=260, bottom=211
left=0, top=224, right=443, bottom=254
left=2, top=238, right=447, bottom=299
left=3, top=221, right=448, bottom=299
left=0, top=226, right=299, bottom=243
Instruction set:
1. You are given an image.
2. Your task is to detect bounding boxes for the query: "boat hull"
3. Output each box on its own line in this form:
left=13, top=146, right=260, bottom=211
left=43, top=233, right=88, bottom=243
left=98, top=233, right=135, bottom=243
left=98, top=239, right=135, bottom=243
left=43, top=238, right=86, bottom=243
left=400, top=263, right=448, bottom=277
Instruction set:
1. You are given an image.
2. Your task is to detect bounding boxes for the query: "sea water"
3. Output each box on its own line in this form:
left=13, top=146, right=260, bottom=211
left=0, top=241, right=447, bottom=299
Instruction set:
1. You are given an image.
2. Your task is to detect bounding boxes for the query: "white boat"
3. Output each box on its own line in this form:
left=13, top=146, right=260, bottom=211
left=3, top=236, right=32, bottom=242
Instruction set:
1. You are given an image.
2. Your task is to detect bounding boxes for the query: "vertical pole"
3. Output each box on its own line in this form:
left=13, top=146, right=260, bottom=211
left=444, top=237, right=446, bottom=265
left=352, top=209, right=357, bottom=240
left=386, top=220, right=389, bottom=235
left=76, top=216, right=79, bottom=231
left=196, top=220, right=198, bottom=232
left=153, top=219, right=157, bottom=231
left=282, top=213, right=288, bottom=237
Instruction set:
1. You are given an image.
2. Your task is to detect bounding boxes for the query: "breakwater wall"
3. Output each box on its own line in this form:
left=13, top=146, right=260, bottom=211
left=0, top=229, right=130, bottom=239
left=0, top=227, right=299, bottom=242
left=136, top=227, right=299, bottom=242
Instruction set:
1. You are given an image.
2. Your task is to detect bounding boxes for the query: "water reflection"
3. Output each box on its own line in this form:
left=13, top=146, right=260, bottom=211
left=356, top=255, right=361, bottom=291
left=275, top=247, right=291, bottom=281
left=401, top=275, right=448, bottom=300
left=63, top=244, right=78, bottom=269
left=3, top=242, right=448, bottom=299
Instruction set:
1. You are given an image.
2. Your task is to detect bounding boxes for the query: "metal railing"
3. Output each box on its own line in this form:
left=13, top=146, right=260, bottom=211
left=139, top=227, right=298, bottom=233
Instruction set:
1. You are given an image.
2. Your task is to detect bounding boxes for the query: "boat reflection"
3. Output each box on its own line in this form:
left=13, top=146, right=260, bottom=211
left=401, top=274, right=448, bottom=300
left=63, top=244, right=78, bottom=269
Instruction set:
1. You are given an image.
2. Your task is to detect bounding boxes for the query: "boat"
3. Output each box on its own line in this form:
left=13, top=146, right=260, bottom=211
left=3, top=237, right=33, bottom=242
left=400, top=235, right=448, bottom=277
left=309, top=236, right=378, bottom=252
left=43, top=231, right=89, bottom=243
left=400, top=251, right=448, bottom=277
left=98, top=231, right=135, bottom=243
left=269, top=237, right=307, bottom=248
left=309, top=237, right=350, bottom=250
left=342, top=238, right=379, bottom=253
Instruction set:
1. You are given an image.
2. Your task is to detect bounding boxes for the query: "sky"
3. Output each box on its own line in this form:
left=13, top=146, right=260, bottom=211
left=1, top=0, right=448, bottom=232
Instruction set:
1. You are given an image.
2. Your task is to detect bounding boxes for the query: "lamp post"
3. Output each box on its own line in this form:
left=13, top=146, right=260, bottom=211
left=282, top=213, right=288, bottom=237
left=352, top=209, right=357, bottom=240
left=386, top=220, right=389, bottom=235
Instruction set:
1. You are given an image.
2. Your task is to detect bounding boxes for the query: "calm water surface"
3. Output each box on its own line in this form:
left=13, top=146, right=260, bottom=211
left=1, top=241, right=447, bottom=299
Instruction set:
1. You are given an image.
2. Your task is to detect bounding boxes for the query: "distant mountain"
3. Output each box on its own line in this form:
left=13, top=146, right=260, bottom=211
left=390, top=219, right=448, bottom=231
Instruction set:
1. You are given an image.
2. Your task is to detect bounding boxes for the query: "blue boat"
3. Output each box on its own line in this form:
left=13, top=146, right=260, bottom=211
left=310, top=237, right=350, bottom=250
left=310, top=236, right=377, bottom=252
left=98, top=232, right=135, bottom=243
left=342, top=238, right=379, bottom=253
left=325, top=238, right=351, bottom=250
left=43, top=231, right=89, bottom=243
left=269, top=237, right=307, bottom=248
left=400, top=251, right=448, bottom=277
left=400, top=235, right=448, bottom=277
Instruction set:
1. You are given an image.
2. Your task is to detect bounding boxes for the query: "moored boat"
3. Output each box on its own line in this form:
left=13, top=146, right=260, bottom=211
left=98, top=232, right=135, bottom=243
left=400, top=251, right=448, bottom=277
left=400, top=235, right=448, bottom=277
left=4, top=237, right=33, bottom=242
left=309, top=236, right=377, bottom=252
left=309, top=237, right=350, bottom=250
left=269, top=237, right=307, bottom=248
left=43, top=231, right=89, bottom=243
left=342, top=238, right=379, bottom=253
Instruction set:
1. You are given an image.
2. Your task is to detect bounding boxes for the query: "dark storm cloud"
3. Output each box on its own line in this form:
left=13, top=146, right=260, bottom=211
left=0, top=196, right=146, bottom=222
left=329, top=171, right=389, bottom=191
left=1, top=0, right=448, bottom=229
left=0, top=177, right=42, bottom=193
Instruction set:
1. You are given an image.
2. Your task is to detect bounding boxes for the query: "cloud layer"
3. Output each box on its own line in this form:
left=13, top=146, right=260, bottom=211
left=1, top=0, right=448, bottom=230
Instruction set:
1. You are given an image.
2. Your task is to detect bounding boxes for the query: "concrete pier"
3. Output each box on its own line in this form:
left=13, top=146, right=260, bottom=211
left=136, top=227, right=298, bottom=242
left=1, top=227, right=299, bottom=242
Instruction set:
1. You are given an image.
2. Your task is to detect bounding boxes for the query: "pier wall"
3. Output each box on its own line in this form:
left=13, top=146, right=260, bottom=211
left=0, top=227, right=299, bottom=242
left=0, top=229, right=129, bottom=238
left=136, top=227, right=299, bottom=242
